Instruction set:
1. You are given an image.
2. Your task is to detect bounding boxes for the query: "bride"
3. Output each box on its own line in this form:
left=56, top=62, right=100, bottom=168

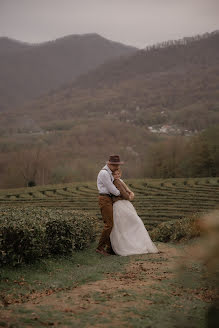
left=110, top=169, right=159, bottom=256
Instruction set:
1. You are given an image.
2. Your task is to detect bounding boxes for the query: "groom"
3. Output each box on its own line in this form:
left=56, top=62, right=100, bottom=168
left=96, top=155, right=124, bottom=256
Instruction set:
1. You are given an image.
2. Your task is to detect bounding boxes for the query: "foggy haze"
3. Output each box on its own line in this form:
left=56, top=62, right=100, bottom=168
left=0, top=0, right=219, bottom=48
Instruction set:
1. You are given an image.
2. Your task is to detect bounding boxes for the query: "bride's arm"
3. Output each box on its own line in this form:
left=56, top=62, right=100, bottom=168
left=119, top=180, right=135, bottom=200
left=113, top=179, right=130, bottom=200
left=120, top=180, right=132, bottom=193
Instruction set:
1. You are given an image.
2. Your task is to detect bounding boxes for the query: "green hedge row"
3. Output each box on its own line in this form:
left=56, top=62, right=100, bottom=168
left=0, top=206, right=97, bottom=266
left=150, top=214, right=202, bottom=242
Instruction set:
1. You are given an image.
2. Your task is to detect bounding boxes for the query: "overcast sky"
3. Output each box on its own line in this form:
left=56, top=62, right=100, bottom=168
left=0, top=0, right=218, bottom=48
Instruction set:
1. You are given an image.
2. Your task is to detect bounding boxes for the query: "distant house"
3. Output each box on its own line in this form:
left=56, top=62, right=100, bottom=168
left=148, top=126, right=159, bottom=133
left=160, top=125, right=170, bottom=133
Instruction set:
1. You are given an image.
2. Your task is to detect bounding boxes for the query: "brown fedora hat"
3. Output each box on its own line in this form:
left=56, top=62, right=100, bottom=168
left=106, top=155, right=124, bottom=165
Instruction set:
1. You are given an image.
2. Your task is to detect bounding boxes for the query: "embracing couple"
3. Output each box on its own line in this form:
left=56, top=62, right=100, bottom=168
left=96, top=155, right=159, bottom=256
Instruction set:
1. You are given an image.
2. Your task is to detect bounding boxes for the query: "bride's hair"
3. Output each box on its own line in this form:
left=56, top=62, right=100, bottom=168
left=113, top=167, right=122, bottom=175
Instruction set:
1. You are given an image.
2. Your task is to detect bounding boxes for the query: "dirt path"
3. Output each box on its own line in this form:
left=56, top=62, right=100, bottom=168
left=0, top=242, right=206, bottom=328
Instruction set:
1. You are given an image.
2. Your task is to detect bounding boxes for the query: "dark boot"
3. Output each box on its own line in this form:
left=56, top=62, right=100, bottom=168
left=106, top=246, right=116, bottom=255
left=96, top=248, right=111, bottom=256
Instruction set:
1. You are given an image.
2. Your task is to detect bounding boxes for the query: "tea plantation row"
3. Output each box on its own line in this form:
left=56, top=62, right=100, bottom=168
left=0, top=177, right=218, bottom=230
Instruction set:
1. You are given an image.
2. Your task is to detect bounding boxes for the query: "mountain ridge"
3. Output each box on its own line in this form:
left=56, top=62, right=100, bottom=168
left=0, top=33, right=137, bottom=111
left=4, top=31, right=218, bottom=133
left=72, top=30, right=219, bottom=89
left=0, top=33, right=136, bottom=49
left=1, top=31, right=219, bottom=134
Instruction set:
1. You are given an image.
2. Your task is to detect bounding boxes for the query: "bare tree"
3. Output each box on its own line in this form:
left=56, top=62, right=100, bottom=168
left=14, top=146, right=52, bottom=187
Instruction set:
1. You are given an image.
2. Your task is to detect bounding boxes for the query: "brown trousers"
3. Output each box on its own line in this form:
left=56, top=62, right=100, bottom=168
left=97, top=195, right=113, bottom=251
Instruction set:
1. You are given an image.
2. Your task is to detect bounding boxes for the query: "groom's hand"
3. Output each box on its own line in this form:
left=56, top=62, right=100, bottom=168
left=112, top=195, right=123, bottom=203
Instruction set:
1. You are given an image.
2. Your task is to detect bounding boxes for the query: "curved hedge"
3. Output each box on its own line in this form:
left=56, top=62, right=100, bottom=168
left=0, top=207, right=97, bottom=266
left=150, top=214, right=202, bottom=243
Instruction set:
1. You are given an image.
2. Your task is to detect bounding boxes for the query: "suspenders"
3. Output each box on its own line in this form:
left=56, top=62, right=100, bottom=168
left=102, top=168, right=113, bottom=182
left=100, top=168, right=113, bottom=196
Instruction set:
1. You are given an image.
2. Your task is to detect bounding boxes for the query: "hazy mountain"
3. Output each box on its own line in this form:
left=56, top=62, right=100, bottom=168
left=0, top=37, right=32, bottom=55
left=73, top=31, right=219, bottom=89
left=0, top=34, right=137, bottom=111
left=7, top=31, right=218, bottom=133
left=1, top=32, right=219, bottom=188
left=1, top=31, right=219, bottom=135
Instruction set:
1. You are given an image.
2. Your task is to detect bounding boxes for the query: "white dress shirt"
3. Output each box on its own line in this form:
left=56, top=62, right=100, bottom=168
left=97, top=164, right=120, bottom=196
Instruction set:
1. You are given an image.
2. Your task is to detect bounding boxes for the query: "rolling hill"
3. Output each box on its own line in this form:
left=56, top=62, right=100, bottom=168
left=0, top=34, right=137, bottom=111
left=0, top=32, right=219, bottom=189
left=3, top=31, right=219, bottom=134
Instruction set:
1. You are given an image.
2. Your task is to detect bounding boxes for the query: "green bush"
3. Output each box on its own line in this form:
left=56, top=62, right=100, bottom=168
left=0, top=207, right=97, bottom=266
left=46, top=211, right=96, bottom=255
left=150, top=214, right=202, bottom=242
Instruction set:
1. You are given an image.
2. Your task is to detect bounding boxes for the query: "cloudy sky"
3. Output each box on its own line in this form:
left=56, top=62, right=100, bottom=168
left=0, top=0, right=218, bottom=48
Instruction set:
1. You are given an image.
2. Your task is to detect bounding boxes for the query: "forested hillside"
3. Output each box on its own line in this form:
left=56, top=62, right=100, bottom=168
left=0, top=37, right=32, bottom=54
left=0, top=32, right=219, bottom=188
left=0, top=34, right=137, bottom=111
left=2, top=31, right=219, bottom=134
left=3, top=31, right=218, bottom=134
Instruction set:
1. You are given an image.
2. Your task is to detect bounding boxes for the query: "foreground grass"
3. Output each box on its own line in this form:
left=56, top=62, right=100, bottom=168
left=0, top=242, right=130, bottom=306
left=0, top=239, right=216, bottom=328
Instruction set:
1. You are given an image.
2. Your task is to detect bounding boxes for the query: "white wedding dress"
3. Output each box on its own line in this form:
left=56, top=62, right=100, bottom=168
left=110, top=200, right=159, bottom=256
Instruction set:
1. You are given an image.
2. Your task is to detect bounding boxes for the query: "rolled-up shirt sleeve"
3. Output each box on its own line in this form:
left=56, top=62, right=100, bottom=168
left=98, top=171, right=120, bottom=196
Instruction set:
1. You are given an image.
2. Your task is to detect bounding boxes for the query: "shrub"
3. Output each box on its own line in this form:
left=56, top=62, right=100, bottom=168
left=45, top=210, right=97, bottom=255
left=150, top=214, right=202, bottom=242
left=0, top=207, right=97, bottom=266
left=0, top=209, right=46, bottom=266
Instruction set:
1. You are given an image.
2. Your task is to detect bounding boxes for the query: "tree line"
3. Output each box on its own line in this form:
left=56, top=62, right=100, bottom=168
left=0, top=123, right=218, bottom=189
left=144, top=126, right=219, bottom=178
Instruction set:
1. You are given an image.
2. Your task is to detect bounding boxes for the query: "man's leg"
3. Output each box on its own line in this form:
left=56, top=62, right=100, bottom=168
left=97, top=196, right=113, bottom=252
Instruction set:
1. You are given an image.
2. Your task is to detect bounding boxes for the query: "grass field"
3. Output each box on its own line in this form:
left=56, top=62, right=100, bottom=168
left=0, top=239, right=215, bottom=328
left=0, top=177, right=218, bottom=230
left=0, top=177, right=218, bottom=327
